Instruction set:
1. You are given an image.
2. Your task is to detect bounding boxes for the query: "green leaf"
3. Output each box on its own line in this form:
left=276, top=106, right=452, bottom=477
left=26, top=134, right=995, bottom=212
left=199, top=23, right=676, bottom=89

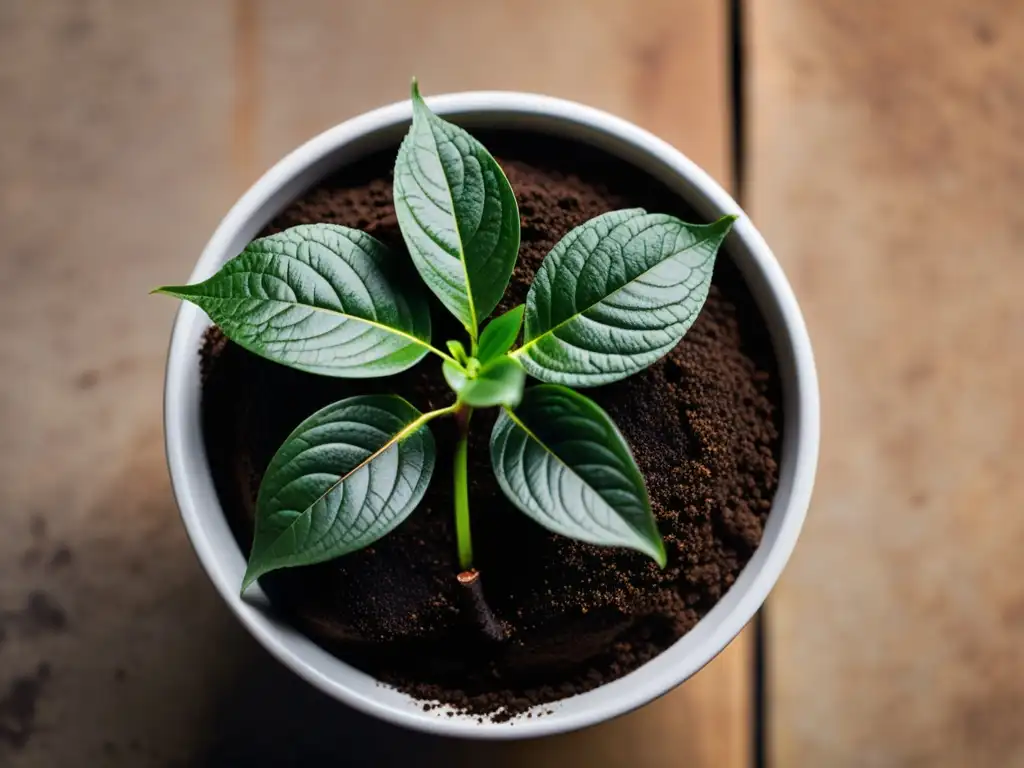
left=490, top=384, right=666, bottom=566
left=393, top=80, right=520, bottom=336
left=242, top=395, right=437, bottom=590
left=447, top=339, right=469, bottom=365
left=477, top=304, right=524, bottom=364
left=458, top=356, right=526, bottom=409
left=442, top=359, right=468, bottom=394
left=155, top=224, right=433, bottom=378
left=513, top=210, right=736, bottom=387
left=443, top=355, right=525, bottom=409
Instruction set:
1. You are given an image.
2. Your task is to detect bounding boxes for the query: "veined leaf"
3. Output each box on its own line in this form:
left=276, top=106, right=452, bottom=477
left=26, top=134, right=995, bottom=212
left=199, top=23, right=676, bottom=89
left=514, top=210, right=736, bottom=387
left=490, top=384, right=665, bottom=566
left=393, top=80, right=520, bottom=335
left=444, top=356, right=526, bottom=409
left=242, top=395, right=437, bottom=590
left=155, top=224, right=433, bottom=378
left=477, top=304, right=524, bottom=364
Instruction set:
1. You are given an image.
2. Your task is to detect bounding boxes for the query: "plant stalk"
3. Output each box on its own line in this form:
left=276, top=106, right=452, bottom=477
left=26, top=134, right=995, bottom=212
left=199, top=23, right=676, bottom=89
left=457, top=569, right=507, bottom=642
left=451, top=402, right=506, bottom=641
left=453, top=403, right=473, bottom=570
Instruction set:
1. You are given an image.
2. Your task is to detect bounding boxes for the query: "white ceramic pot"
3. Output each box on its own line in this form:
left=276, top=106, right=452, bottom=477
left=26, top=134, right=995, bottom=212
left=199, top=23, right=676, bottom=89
left=163, top=91, right=819, bottom=739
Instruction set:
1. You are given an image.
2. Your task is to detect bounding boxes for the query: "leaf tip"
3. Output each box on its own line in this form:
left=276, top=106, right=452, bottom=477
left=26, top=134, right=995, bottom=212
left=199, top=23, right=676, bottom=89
left=639, top=520, right=668, bottom=568
left=410, top=76, right=422, bottom=101
left=700, top=213, right=739, bottom=246
left=653, top=542, right=668, bottom=569
left=152, top=284, right=193, bottom=299
left=240, top=562, right=262, bottom=595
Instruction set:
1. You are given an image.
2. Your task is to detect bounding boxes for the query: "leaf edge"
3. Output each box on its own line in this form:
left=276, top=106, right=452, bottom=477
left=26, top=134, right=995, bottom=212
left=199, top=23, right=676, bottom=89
left=489, top=384, right=667, bottom=567
left=240, top=395, right=439, bottom=593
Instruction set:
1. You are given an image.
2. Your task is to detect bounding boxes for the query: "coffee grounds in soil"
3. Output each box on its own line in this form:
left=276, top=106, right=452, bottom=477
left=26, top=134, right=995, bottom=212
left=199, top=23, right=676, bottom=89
left=200, top=132, right=781, bottom=721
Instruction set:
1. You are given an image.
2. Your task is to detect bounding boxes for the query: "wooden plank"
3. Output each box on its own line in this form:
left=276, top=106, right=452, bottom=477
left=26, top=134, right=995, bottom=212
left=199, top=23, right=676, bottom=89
left=251, top=0, right=733, bottom=187
left=0, top=1, right=745, bottom=765
left=244, top=3, right=746, bottom=766
left=0, top=1, right=247, bottom=765
left=456, top=646, right=752, bottom=767
left=748, top=1, right=1024, bottom=764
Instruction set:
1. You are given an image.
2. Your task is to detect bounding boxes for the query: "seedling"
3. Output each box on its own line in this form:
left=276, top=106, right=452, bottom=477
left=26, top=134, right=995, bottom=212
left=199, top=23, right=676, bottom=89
left=155, top=81, right=735, bottom=595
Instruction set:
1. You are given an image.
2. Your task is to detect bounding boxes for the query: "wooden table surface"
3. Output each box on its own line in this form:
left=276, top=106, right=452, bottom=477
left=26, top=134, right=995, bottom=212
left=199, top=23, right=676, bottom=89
left=749, top=1, right=1024, bottom=765
left=1, top=1, right=1021, bottom=765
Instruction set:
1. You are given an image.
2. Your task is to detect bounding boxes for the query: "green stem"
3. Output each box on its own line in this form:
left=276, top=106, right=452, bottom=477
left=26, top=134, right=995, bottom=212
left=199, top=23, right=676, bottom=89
left=417, top=401, right=460, bottom=425
left=453, top=404, right=474, bottom=570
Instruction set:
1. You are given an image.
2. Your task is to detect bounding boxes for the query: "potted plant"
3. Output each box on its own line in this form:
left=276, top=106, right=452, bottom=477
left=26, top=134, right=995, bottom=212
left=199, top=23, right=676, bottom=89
left=160, top=83, right=819, bottom=737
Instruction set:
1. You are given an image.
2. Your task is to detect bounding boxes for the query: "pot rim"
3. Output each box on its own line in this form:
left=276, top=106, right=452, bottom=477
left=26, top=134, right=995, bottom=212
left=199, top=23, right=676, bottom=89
left=163, top=90, right=819, bottom=739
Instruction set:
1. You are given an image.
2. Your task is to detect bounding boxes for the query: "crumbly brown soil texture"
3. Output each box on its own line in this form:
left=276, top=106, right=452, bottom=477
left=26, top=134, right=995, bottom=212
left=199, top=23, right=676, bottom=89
left=200, top=132, right=781, bottom=720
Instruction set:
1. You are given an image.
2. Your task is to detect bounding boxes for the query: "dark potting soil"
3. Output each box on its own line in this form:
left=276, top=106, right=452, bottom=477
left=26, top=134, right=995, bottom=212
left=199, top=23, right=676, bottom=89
left=200, top=132, right=782, bottom=720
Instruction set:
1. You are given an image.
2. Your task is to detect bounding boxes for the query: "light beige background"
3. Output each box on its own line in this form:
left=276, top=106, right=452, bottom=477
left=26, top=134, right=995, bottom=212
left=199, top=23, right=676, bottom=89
left=750, top=1, right=1024, bottom=765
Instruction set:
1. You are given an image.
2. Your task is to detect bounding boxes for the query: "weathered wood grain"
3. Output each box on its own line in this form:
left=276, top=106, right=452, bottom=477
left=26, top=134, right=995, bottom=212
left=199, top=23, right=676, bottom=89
left=249, top=0, right=733, bottom=187
left=748, top=1, right=1024, bottom=764
left=0, top=1, right=744, bottom=765
left=0, top=2, right=251, bottom=765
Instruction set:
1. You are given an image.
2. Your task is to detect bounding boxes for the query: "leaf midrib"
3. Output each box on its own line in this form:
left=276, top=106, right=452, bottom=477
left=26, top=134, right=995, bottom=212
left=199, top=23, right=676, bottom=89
left=415, top=104, right=479, bottom=336
left=513, top=224, right=720, bottom=358
left=158, top=287, right=436, bottom=360
left=501, top=406, right=644, bottom=542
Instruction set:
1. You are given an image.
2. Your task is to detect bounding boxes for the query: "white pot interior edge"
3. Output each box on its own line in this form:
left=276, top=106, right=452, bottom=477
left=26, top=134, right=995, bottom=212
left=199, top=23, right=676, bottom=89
left=163, top=92, right=820, bottom=739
